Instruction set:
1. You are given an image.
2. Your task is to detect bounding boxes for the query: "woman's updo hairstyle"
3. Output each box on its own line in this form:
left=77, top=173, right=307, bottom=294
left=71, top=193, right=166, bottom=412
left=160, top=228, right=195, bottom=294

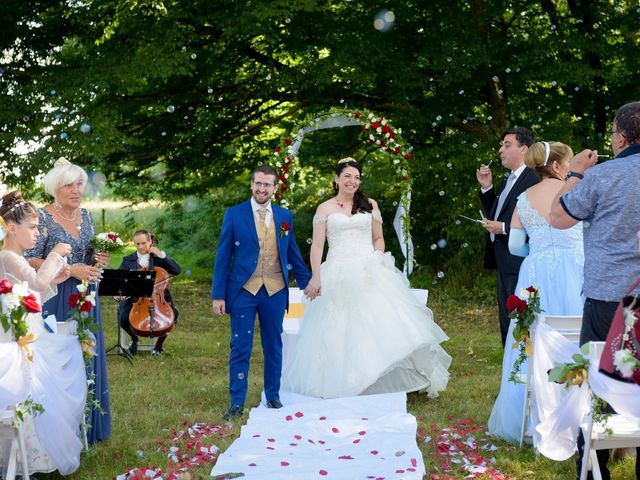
left=0, top=190, right=38, bottom=225
left=43, top=158, right=89, bottom=199
left=333, top=157, right=372, bottom=215
left=524, top=141, right=573, bottom=180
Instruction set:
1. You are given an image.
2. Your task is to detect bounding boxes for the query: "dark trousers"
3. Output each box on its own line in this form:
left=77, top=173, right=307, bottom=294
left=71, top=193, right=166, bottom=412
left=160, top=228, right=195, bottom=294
left=575, top=298, right=640, bottom=480
left=497, top=270, right=519, bottom=347
left=118, top=301, right=178, bottom=351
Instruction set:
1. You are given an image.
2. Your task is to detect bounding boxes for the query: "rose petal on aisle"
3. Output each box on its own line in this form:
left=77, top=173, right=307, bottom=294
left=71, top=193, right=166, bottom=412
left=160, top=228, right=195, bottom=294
left=211, top=391, right=426, bottom=479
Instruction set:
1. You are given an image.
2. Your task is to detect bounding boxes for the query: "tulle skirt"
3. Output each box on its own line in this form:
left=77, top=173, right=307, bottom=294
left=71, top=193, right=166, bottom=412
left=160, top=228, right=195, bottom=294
left=282, top=251, right=451, bottom=399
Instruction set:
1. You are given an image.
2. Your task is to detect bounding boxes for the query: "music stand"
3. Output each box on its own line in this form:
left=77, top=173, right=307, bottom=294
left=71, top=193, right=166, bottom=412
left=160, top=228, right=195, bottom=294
left=99, top=269, right=156, bottom=364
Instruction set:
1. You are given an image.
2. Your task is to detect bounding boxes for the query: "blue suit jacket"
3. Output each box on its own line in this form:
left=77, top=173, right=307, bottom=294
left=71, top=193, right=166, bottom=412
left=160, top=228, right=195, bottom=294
left=211, top=200, right=311, bottom=309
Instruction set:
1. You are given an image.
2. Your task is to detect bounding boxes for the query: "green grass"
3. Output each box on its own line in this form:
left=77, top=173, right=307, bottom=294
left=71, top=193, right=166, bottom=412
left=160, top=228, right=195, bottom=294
left=29, top=281, right=639, bottom=480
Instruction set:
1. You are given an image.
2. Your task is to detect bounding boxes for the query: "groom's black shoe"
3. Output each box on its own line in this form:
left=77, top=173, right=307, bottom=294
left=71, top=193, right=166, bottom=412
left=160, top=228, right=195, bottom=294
left=266, top=398, right=283, bottom=409
left=223, top=404, right=244, bottom=420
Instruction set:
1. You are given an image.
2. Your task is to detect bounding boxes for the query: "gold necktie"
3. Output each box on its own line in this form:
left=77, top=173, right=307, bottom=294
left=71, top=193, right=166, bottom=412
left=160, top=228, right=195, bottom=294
left=257, top=208, right=268, bottom=237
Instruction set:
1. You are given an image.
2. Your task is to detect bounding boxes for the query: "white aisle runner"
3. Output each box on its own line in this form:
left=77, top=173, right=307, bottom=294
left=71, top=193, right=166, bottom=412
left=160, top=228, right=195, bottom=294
left=211, top=391, right=426, bottom=479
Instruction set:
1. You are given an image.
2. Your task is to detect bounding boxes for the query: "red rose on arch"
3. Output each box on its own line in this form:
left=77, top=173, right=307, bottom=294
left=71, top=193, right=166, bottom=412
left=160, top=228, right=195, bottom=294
left=279, top=173, right=287, bottom=182
left=21, top=293, right=41, bottom=313
left=280, top=184, right=288, bottom=191
left=0, top=279, right=13, bottom=294
left=68, top=293, right=81, bottom=308
left=404, top=153, right=412, bottom=160
left=284, top=138, right=292, bottom=146
left=354, top=111, right=361, bottom=119
left=273, top=147, right=281, bottom=153
left=370, top=121, right=380, bottom=130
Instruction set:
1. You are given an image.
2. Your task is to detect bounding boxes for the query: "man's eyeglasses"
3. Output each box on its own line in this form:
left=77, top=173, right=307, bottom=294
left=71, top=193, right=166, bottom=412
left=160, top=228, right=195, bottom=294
left=252, top=181, right=276, bottom=188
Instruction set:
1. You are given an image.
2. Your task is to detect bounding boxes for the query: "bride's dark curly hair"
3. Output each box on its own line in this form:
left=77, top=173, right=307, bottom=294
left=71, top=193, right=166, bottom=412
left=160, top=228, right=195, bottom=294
left=332, top=158, right=373, bottom=215
left=0, top=190, right=38, bottom=225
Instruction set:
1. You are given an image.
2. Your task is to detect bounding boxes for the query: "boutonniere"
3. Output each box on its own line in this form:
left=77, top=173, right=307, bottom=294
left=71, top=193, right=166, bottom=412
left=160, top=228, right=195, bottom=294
left=279, top=221, right=290, bottom=238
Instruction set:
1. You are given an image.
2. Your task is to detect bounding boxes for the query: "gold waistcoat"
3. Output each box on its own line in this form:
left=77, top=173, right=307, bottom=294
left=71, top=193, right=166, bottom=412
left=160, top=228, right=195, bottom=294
left=243, top=213, right=285, bottom=296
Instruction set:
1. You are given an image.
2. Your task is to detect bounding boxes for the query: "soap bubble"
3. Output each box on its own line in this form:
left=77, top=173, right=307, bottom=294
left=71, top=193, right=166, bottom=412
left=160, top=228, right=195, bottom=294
left=79, top=123, right=91, bottom=134
left=437, top=239, right=447, bottom=248
left=437, top=271, right=445, bottom=279
left=166, top=105, right=175, bottom=113
left=373, top=10, right=395, bottom=32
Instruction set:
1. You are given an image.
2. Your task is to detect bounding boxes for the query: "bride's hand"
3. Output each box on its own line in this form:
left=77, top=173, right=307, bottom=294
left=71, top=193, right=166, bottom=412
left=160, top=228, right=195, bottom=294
left=304, top=277, right=321, bottom=300
left=53, top=264, right=71, bottom=284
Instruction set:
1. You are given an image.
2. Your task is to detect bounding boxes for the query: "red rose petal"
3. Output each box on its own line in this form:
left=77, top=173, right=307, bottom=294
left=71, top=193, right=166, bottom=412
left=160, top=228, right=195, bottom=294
left=358, top=430, right=366, bottom=436
left=266, top=446, right=275, bottom=450
left=285, top=415, right=293, bottom=421
left=370, top=450, right=378, bottom=455
left=395, top=470, right=404, bottom=474
left=290, top=443, right=297, bottom=446
left=319, top=470, right=328, bottom=476
left=294, top=434, right=302, bottom=440
left=248, top=463, right=257, bottom=467
left=253, top=434, right=261, bottom=438
left=407, top=467, right=416, bottom=472
left=352, top=438, right=361, bottom=444
left=338, top=455, right=354, bottom=460
left=295, top=411, right=304, bottom=418
left=319, top=416, right=327, bottom=420
left=267, top=438, right=275, bottom=442
left=308, top=439, right=315, bottom=444
left=411, top=458, right=417, bottom=467
left=281, top=461, right=289, bottom=467
left=331, top=427, right=340, bottom=433
left=318, top=440, right=326, bottom=445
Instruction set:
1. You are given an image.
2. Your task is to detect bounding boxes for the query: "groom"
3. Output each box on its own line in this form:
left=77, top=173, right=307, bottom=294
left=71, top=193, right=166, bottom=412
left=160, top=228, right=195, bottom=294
left=211, top=165, right=311, bottom=419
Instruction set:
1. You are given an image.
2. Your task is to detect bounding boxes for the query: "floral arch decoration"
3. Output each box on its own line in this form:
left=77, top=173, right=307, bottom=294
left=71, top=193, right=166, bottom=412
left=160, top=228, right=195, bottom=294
left=270, top=109, right=415, bottom=275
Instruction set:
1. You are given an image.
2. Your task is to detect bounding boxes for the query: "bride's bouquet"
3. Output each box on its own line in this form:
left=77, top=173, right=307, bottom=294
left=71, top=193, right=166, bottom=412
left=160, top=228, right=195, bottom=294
left=90, top=231, right=124, bottom=254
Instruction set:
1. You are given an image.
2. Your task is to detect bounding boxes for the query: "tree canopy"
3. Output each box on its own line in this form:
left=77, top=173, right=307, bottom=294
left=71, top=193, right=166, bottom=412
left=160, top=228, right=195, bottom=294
left=2, top=0, right=639, bottom=271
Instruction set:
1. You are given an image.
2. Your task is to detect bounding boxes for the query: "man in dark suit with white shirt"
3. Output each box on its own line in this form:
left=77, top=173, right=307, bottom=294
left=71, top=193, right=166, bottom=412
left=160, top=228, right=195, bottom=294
left=477, top=127, right=539, bottom=346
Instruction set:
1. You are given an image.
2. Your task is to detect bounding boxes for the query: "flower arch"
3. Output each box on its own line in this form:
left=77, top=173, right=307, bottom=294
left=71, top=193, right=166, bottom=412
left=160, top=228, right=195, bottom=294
left=270, top=109, right=415, bottom=275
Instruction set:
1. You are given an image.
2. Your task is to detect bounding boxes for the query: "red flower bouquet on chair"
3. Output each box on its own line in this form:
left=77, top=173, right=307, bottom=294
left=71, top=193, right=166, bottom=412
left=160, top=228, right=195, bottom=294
left=507, top=286, right=543, bottom=383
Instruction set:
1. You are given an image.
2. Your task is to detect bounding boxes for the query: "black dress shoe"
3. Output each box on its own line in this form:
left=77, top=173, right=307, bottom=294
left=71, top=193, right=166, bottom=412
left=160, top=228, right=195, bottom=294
left=223, top=404, right=244, bottom=420
left=266, top=399, right=283, bottom=409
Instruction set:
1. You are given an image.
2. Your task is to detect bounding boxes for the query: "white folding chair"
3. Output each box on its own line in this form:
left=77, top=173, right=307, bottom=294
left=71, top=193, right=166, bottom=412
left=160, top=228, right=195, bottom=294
left=579, top=341, right=640, bottom=480
left=0, top=407, right=30, bottom=480
left=519, top=315, right=582, bottom=447
left=543, top=315, right=583, bottom=344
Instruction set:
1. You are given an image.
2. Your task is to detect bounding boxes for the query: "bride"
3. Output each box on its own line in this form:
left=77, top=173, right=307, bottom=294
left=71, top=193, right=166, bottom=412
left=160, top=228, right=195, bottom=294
left=282, top=158, right=451, bottom=398
left=0, top=191, right=87, bottom=476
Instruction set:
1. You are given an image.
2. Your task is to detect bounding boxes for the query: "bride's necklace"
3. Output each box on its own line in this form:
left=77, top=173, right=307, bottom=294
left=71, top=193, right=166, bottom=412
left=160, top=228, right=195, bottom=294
left=336, top=197, right=352, bottom=209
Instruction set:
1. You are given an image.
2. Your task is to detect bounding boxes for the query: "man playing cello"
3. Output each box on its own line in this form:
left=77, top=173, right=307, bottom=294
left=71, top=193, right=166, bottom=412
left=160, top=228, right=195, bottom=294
left=117, top=229, right=181, bottom=356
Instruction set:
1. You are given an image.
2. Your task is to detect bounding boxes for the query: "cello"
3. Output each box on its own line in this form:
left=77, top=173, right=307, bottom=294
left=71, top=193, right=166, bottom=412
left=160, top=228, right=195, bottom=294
left=129, top=237, right=176, bottom=338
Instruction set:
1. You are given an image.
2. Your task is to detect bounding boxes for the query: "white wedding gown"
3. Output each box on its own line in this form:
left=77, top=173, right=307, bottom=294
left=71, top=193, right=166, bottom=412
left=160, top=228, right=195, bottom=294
left=282, top=212, right=451, bottom=398
left=0, top=250, right=87, bottom=475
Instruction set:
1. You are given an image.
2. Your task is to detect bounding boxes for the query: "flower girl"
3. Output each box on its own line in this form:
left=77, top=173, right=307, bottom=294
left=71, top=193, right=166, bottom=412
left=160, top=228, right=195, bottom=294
left=0, top=191, right=87, bottom=475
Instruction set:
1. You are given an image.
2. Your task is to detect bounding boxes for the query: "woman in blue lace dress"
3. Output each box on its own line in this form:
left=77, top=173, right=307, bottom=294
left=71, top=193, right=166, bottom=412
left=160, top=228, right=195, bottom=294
left=488, top=141, right=584, bottom=444
left=25, top=159, right=111, bottom=444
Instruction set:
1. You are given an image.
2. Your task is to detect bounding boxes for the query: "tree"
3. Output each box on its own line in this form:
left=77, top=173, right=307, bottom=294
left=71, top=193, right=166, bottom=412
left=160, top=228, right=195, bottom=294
left=1, top=0, right=639, bottom=271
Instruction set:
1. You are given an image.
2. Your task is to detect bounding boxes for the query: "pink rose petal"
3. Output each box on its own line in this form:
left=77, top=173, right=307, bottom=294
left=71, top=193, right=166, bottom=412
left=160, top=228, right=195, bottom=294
left=358, top=430, right=366, bottom=436
left=267, top=438, right=275, bottom=442
left=295, top=411, right=304, bottom=418
left=338, top=455, right=354, bottom=460
left=352, top=438, right=361, bottom=444
left=253, top=434, right=261, bottom=438
left=319, top=416, right=327, bottom=420
left=395, top=470, right=404, bottom=474
left=294, top=434, right=302, bottom=440
left=411, top=458, right=417, bottom=467
left=285, top=415, right=293, bottom=421
left=318, top=440, right=326, bottom=445
left=331, top=427, right=340, bottom=433
left=290, top=443, right=297, bottom=446
left=370, top=450, right=379, bottom=455
left=248, top=463, right=257, bottom=467
left=407, top=467, right=416, bottom=472
left=319, top=470, right=328, bottom=476
left=281, top=461, right=289, bottom=467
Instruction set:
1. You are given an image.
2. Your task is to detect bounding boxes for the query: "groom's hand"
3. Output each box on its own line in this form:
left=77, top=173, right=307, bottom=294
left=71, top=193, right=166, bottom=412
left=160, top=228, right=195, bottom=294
left=212, top=299, right=226, bottom=316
